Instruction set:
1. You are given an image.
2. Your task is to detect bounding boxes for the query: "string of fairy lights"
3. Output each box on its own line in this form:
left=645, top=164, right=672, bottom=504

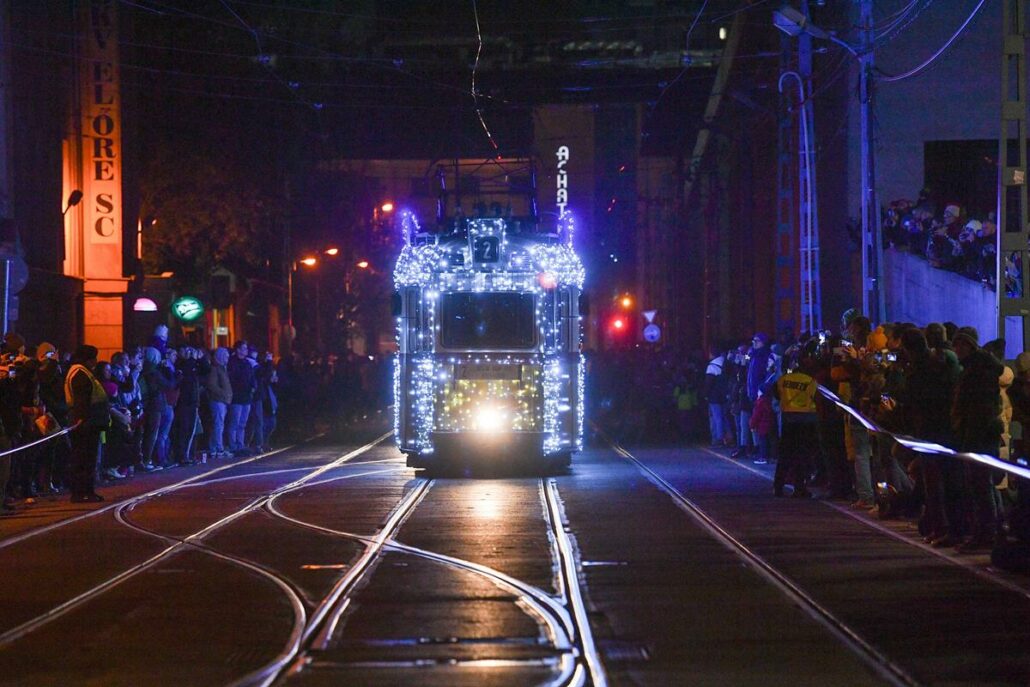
left=394, top=212, right=584, bottom=457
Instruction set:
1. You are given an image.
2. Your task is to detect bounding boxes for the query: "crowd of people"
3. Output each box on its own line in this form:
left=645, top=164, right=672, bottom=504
left=0, top=325, right=388, bottom=512
left=881, top=196, right=1005, bottom=290
left=703, top=310, right=1030, bottom=559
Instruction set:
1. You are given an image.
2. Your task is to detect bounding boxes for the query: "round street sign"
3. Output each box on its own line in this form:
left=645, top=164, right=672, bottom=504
left=171, top=296, right=205, bottom=322
left=643, top=323, right=661, bottom=343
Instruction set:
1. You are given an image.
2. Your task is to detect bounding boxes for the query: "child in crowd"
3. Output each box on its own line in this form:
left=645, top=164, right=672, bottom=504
left=749, top=382, right=775, bottom=466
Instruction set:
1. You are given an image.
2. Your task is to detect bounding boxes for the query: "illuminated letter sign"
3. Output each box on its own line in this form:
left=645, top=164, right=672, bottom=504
left=83, top=0, right=121, bottom=246
left=556, top=145, right=570, bottom=216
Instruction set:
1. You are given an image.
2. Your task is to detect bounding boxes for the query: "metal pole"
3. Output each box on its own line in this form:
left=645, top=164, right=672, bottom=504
left=287, top=262, right=294, bottom=330
left=1, top=258, right=9, bottom=335
left=859, top=0, right=883, bottom=322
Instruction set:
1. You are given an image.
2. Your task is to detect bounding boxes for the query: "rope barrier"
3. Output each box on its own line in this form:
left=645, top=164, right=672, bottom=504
left=816, top=384, right=1030, bottom=482
left=0, top=421, right=82, bottom=460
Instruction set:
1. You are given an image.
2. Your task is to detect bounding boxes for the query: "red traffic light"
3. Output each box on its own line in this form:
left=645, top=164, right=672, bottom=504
left=611, top=317, right=626, bottom=331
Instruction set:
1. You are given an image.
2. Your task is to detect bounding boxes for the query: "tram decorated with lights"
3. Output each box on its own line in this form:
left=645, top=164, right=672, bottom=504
left=392, top=161, right=585, bottom=469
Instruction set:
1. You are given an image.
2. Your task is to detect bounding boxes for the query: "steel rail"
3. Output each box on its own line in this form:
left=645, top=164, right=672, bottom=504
left=608, top=440, right=920, bottom=687
left=112, top=503, right=310, bottom=675
left=0, top=441, right=304, bottom=551
left=266, top=485, right=583, bottom=687
left=254, top=479, right=434, bottom=687
left=700, top=446, right=1030, bottom=601
left=542, top=478, right=607, bottom=687
left=0, top=432, right=392, bottom=649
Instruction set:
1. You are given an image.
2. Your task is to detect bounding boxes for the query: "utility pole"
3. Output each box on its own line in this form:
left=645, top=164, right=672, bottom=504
left=798, top=0, right=822, bottom=333
left=858, top=0, right=884, bottom=322
left=997, top=0, right=1028, bottom=352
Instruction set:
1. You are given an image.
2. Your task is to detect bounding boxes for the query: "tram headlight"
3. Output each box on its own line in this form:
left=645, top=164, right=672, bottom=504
left=474, top=406, right=507, bottom=433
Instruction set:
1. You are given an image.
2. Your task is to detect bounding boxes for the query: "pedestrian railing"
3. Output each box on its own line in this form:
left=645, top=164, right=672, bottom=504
left=0, top=422, right=81, bottom=460
left=817, top=385, right=1030, bottom=482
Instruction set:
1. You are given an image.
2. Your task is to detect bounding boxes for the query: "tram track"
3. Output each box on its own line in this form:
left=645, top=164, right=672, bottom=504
left=608, top=440, right=919, bottom=687
left=264, top=474, right=606, bottom=687
left=0, top=432, right=393, bottom=651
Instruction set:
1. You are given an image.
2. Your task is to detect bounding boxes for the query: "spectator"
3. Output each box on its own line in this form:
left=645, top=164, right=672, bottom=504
left=774, top=346, right=820, bottom=498
left=728, top=343, right=753, bottom=459
left=226, top=341, right=256, bottom=455
left=174, top=347, right=210, bottom=466
left=951, top=329, right=1004, bottom=552
left=749, top=382, right=774, bottom=466
left=140, top=346, right=175, bottom=470
left=64, top=345, right=109, bottom=503
left=205, top=347, right=233, bottom=459
left=704, top=345, right=731, bottom=448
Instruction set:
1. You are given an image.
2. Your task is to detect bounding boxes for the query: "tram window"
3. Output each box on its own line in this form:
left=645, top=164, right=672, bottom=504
left=440, top=292, right=535, bottom=349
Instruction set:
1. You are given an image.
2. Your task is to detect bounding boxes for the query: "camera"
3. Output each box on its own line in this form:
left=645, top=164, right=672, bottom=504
left=841, top=339, right=853, bottom=348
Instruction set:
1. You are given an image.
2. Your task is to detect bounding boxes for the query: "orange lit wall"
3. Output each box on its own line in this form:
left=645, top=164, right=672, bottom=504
left=63, top=0, right=128, bottom=361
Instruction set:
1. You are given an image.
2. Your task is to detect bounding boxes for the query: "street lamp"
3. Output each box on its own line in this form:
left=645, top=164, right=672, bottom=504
left=380, top=202, right=394, bottom=213
left=324, top=247, right=339, bottom=256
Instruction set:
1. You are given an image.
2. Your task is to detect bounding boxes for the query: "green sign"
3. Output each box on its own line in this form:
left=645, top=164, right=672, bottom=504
left=172, top=296, right=205, bottom=322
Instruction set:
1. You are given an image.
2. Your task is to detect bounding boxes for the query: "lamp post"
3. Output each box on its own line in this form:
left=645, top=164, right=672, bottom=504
left=287, top=248, right=338, bottom=352
left=774, top=1, right=882, bottom=322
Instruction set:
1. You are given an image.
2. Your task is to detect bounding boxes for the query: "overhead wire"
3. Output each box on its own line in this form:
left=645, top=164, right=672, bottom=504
left=470, top=0, right=499, bottom=151
left=877, top=0, right=986, bottom=82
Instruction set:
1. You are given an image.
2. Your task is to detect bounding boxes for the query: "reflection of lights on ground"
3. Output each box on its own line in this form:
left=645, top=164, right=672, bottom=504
left=466, top=483, right=503, bottom=520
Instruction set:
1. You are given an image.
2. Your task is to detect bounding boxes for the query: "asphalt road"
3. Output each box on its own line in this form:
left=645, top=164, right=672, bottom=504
left=1, top=426, right=1029, bottom=686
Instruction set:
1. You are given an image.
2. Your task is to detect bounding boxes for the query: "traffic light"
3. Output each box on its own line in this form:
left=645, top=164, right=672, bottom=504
left=610, top=316, right=626, bottom=332
left=619, top=294, right=633, bottom=310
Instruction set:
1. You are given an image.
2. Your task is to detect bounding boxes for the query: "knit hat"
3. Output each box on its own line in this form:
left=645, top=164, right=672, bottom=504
left=840, top=308, right=859, bottom=329
left=944, top=204, right=961, bottom=219
left=73, top=344, right=98, bottom=364
left=1016, top=352, right=1030, bottom=374
left=3, top=332, right=25, bottom=354
left=964, top=219, right=983, bottom=233
left=953, top=326, right=979, bottom=349
left=867, top=326, right=888, bottom=351
left=36, top=342, right=56, bottom=362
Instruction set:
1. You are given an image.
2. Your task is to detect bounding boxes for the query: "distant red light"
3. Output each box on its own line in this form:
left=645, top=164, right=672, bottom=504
left=612, top=317, right=626, bottom=331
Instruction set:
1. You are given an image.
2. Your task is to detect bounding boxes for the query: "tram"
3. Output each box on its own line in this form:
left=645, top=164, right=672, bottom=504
left=392, top=160, right=585, bottom=469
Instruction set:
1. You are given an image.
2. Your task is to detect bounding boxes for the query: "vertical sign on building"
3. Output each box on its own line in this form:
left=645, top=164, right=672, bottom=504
left=83, top=0, right=121, bottom=250
left=65, top=0, right=128, bottom=359
left=556, top=145, right=570, bottom=216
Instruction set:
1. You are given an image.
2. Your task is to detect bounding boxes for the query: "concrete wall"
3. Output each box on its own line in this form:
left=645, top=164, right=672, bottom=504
left=883, top=248, right=996, bottom=340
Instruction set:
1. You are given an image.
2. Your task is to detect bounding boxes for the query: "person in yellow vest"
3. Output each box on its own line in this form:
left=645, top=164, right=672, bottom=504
left=774, top=347, right=820, bottom=498
left=64, top=345, right=111, bottom=503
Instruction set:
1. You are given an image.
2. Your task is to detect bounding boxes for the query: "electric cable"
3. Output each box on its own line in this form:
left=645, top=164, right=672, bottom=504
left=877, top=0, right=986, bottom=82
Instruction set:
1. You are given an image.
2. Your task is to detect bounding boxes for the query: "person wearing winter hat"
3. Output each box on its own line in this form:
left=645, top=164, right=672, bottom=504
left=952, top=326, right=979, bottom=363
left=3, top=332, right=25, bottom=356
left=867, top=326, right=888, bottom=352
left=840, top=308, right=859, bottom=336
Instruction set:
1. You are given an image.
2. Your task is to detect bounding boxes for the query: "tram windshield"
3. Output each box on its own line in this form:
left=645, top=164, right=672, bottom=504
left=440, top=292, right=536, bottom=350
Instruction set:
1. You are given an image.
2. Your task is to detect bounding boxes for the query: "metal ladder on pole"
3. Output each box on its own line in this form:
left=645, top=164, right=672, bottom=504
left=797, top=0, right=822, bottom=334
left=998, top=0, right=1029, bottom=354
left=775, top=33, right=798, bottom=339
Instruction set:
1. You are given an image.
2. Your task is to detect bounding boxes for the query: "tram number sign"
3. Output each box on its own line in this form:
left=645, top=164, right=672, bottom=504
left=473, top=236, right=501, bottom=263
left=643, top=323, right=661, bottom=343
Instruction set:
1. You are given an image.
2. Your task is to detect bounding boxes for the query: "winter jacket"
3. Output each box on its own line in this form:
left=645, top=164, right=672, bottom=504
left=227, top=355, right=257, bottom=405
left=205, top=363, right=233, bottom=405
left=749, top=395, right=774, bottom=436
